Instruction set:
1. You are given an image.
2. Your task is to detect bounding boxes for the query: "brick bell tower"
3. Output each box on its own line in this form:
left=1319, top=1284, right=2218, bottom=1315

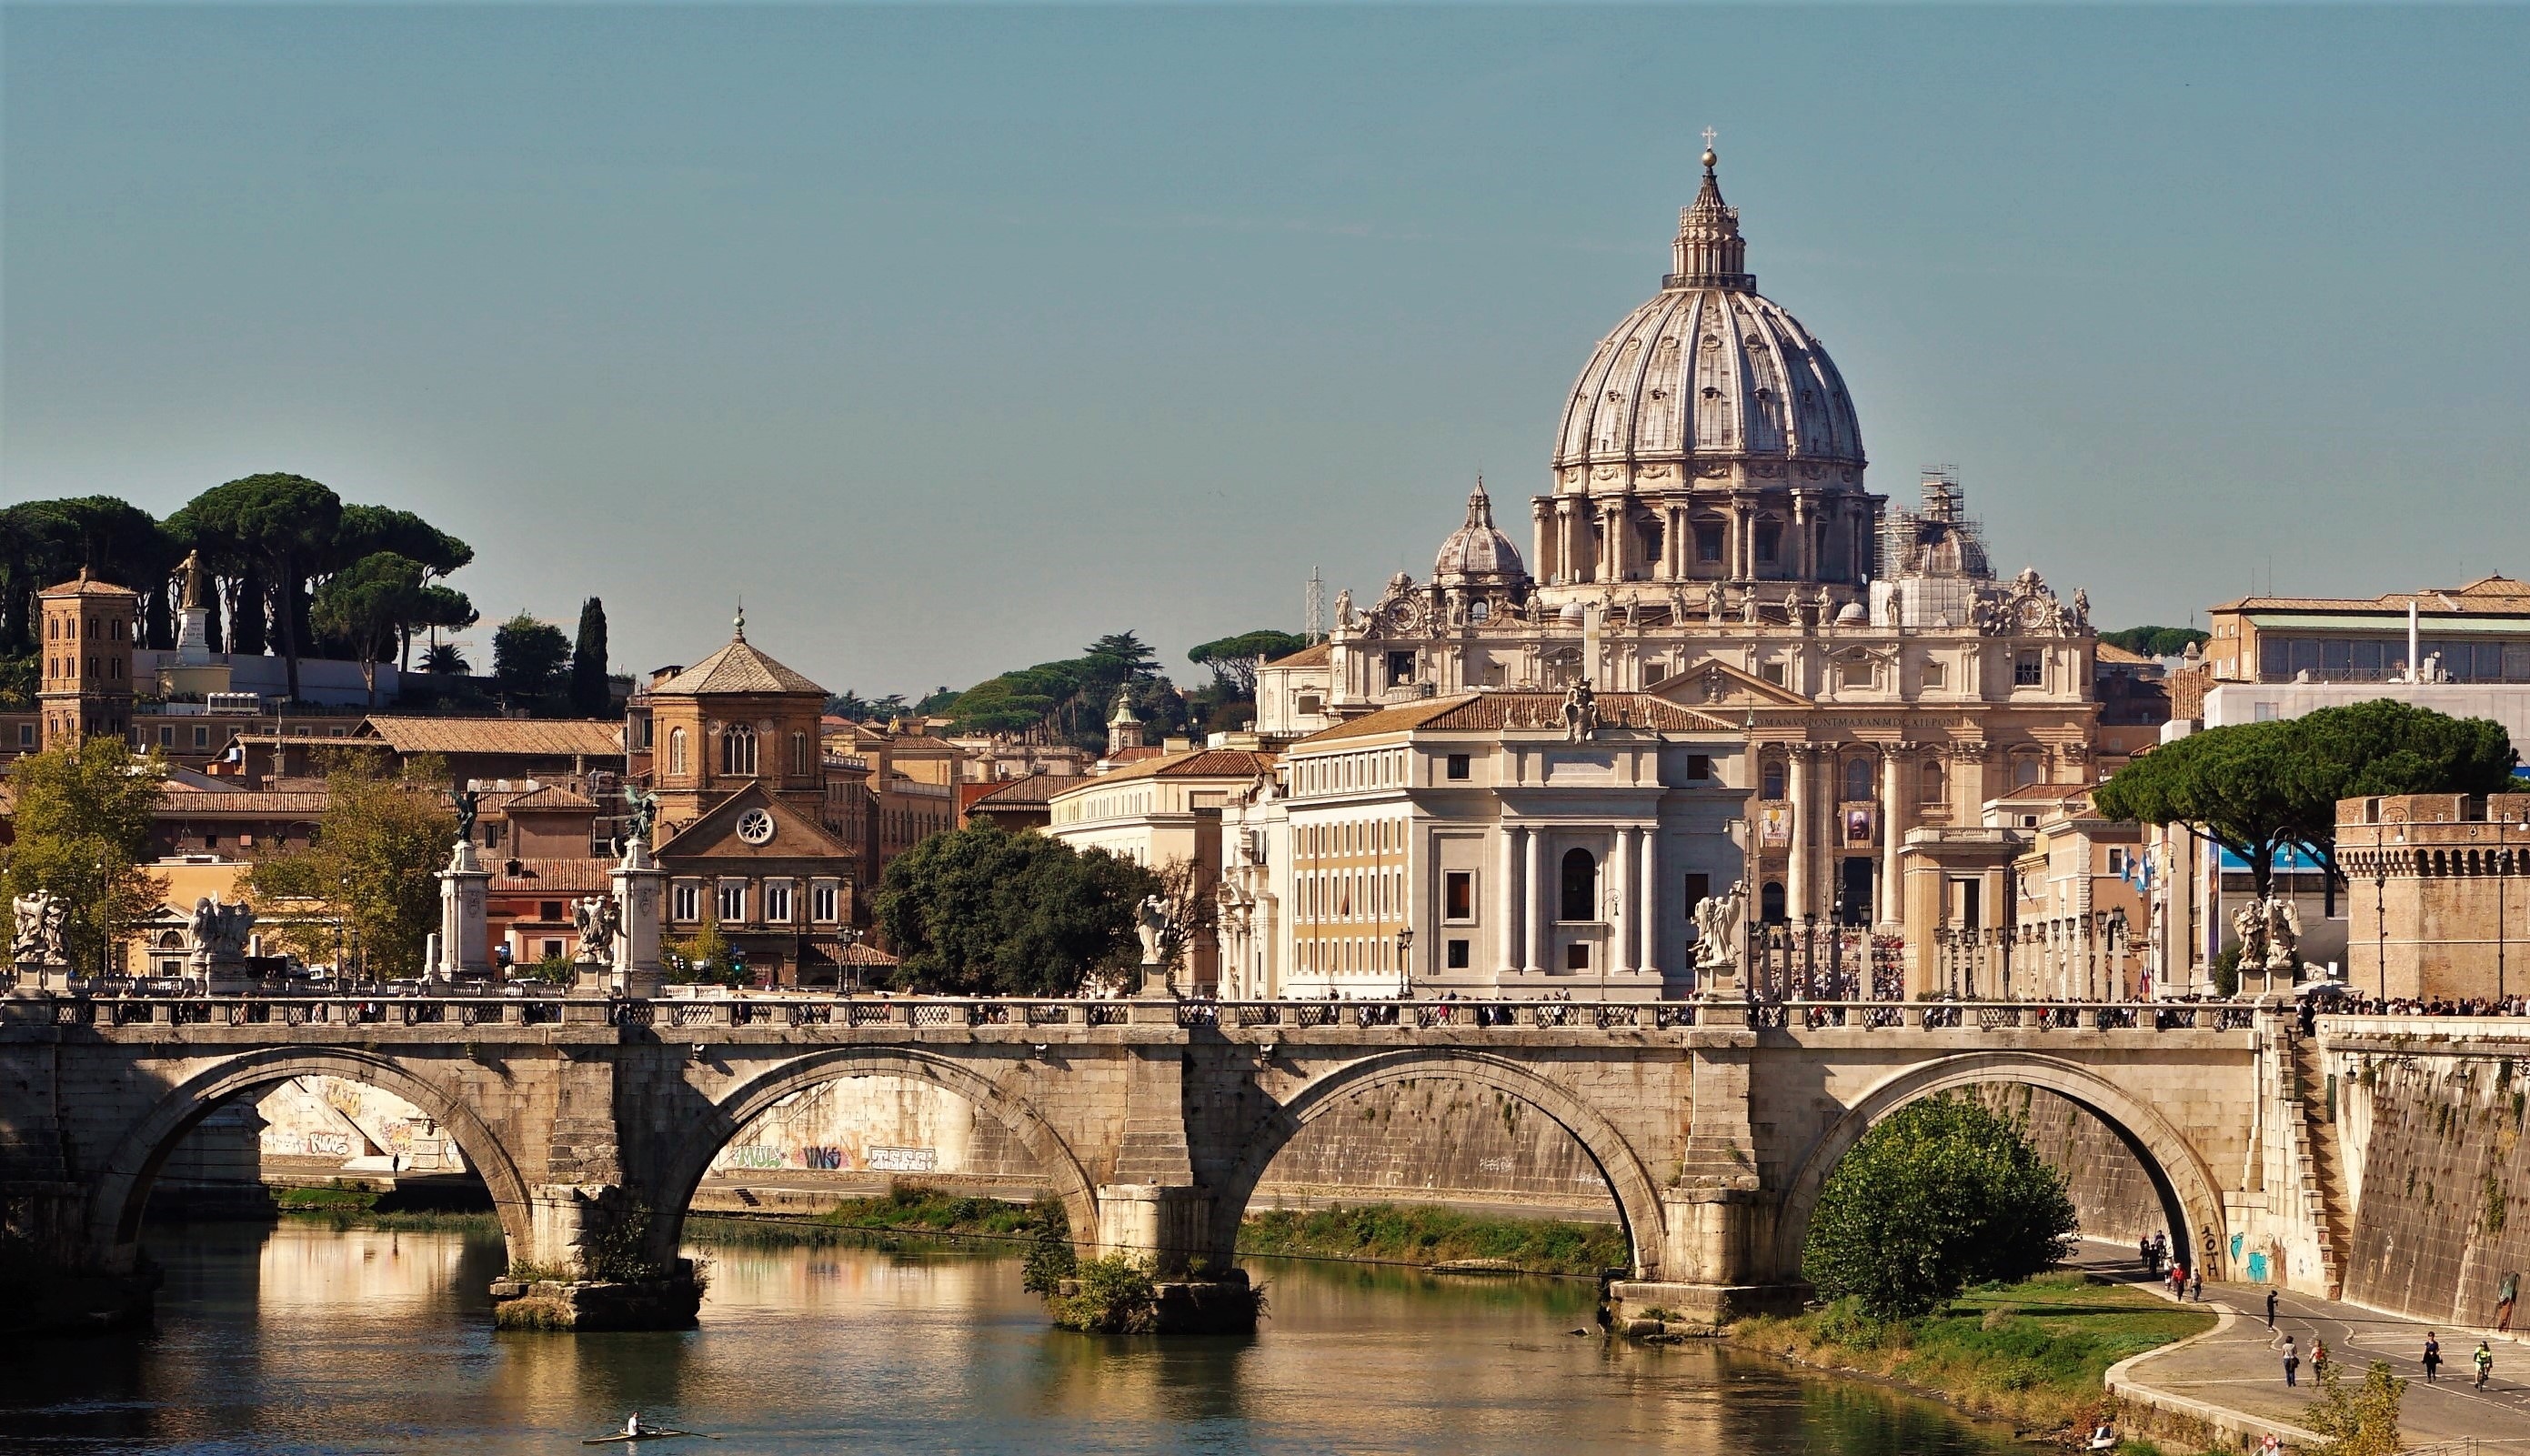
left=37, top=567, right=139, bottom=752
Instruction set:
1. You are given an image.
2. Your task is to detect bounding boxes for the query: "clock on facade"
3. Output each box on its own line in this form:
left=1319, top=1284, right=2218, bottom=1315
left=736, top=808, right=776, bottom=845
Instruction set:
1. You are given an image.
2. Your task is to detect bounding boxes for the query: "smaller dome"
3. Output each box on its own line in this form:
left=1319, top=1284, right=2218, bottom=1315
left=1835, top=602, right=1867, bottom=626
left=1559, top=602, right=1586, bottom=627
left=1432, top=483, right=1529, bottom=586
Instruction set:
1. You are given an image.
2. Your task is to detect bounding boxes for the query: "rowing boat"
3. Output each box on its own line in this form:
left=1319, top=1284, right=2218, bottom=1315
left=581, top=1431, right=701, bottom=1445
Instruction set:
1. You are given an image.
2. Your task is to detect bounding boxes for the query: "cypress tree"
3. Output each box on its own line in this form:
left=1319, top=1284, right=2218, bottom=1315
left=569, top=597, right=610, bottom=717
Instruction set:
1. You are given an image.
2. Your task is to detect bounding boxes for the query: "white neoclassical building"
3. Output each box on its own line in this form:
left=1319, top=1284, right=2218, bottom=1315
left=1219, top=691, right=1748, bottom=1002
left=1257, top=146, right=2103, bottom=936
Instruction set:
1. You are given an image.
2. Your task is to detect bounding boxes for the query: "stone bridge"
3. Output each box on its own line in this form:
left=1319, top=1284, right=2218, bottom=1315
left=0, top=992, right=2326, bottom=1329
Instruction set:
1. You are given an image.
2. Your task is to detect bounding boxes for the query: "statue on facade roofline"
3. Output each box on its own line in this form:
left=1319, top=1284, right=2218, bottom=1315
left=1333, top=588, right=1354, bottom=628
left=1740, top=587, right=1761, bottom=626
left=1705, top=581, right=1726, bottom=625
left=1692, top=881, right=1747, bottom=976
left=1559, top=679, right=1597, bottom=742
left=572, top=895, right=620, bottom=963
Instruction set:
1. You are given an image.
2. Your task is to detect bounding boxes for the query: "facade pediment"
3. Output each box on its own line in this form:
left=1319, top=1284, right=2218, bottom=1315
left=1644, top=658, right=1812, bottom=709
left=654, top=783, right=850, bottom=863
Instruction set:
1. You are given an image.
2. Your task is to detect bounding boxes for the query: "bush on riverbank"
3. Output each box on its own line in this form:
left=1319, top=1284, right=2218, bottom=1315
left=1731, top=1271, right=2214, bottom=1437
left=1804, top=1095, right=2078, bottom=1320
left=1238, top=1203, right=1627, bottom=1276
left=1045, top=1253, right=1159, bottom=1333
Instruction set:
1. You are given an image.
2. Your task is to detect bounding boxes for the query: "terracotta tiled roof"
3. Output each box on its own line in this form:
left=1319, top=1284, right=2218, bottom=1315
left=1085, top=748, right=1277, bottom=785
left=489, top=858, right=615, bottom=893
left=1298, top=691, right=1733, bottom=744
left=1106, top=747, right=1165, bottom=764
left=502, top=784, right=597, bottom=811
left=152, top=791, right=330, bottom=816
left=1991, top=783, right=2079, bottom=803
left=967, top=774, right=1071, bottom=808
left=2211, top=575, right=2530, bottom=616
left=2095, top=642, right=2155, bottom=666
left=655, top=635, right=824, bottom=697
left=359, top=717, right=624, bottom=758
left=38, top=570, right=138, bottom=598
left=1262, top=642, right=1331, bottom=669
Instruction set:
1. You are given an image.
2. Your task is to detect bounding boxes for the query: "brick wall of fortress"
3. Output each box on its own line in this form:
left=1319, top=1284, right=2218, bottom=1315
left=2324, top=1019, right=2530, bottom=1327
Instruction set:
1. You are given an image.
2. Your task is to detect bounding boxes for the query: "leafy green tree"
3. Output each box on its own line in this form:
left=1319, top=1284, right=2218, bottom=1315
left=0, top=738, right=167, bottom=976
left=2095, top=701, right=2515, bottom=900
left=330, top=506, right=473, bottom=668
left=313, top=552, right=427, bottom=709
left=2099, top=626, right=2211, bottom=659
left=2303, top=1360, right=2407, bottom=1456
left=246, top=754, right=455, bottom=979
left=1802, top=1095, right=2077, bottom=1320
left=1188, top=629, right=1309, bottom=697
left=666, top=916, right=744, bottom=987
left=568, top=597, right=611, bottom=717
left=174, top=474, right=344, bottom=703
left=875, top=820, right=1158, bottom=996
left=492, top=613, right=572, bottom=705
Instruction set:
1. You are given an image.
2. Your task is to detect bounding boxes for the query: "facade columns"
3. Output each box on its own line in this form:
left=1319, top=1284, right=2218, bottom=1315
left=1531, top=500, right=1553, bottom=584
left=1879, top=744, right=1913, bottom=930
left=1610, top=827, right=1633, bottom=974
left=1501, top=825, right=1526, bottom=977
left=1524, top=827, right=1546, bottom=974
left=1786, top=745, right=1813, bottom=923
left=1638, top=827, right=1661, bottom=978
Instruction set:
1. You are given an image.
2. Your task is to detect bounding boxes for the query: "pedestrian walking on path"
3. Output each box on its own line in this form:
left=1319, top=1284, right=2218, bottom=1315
left=2188, top=1271, right=2203, bottom=1302
left=2283, top=1335, right=2301, bottom=1388
left=2265, top=1289, right=2278, bottom=1328
left=2478, top=1341, right=2496, bottom=1391
left=2311, top=1338, right=2330, bottom=1383
left=2423, top=1332, right=2442, bottom=1381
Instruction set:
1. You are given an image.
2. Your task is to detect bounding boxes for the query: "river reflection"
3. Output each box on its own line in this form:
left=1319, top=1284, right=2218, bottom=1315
left=3, top=1223, right=2023, bottom=1454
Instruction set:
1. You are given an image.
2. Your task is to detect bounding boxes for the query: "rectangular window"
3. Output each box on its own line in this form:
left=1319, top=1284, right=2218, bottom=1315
left=2322, top=639, right=2352, bottom=673
left=157, top=726, right=173, bottom=746
left=717, top=881, right=747, bottom=922
left=1686, top=754, right=1712, bottom=781
left=194, top=726, right=210, bottom=748
left=1565, top=942, right=1591, bottom=970
left=1841, top=659, right=1873, bottom=688
left=1444, top=870, right=1473, bottom=922
left=539, top=901, right=563, bottom=922
left=2353, top=639, right=2384, bottom=674
left=16, top=725, right=31, bottom=747
left=1919, top=660, right=1948, bottom=690
left=1446, top=939, right=1471, bottom=969
left=812, top=882, right=840, bottom=922
left=542, top=939, right=564, bottom=961
left=1387, top=651, right=1416, bottom=686
left=1694, top=524, right=1724, bottom=564
left=2254, top=701, right=2280, bottom=723
left=2260, top=638, right=2289, bottom=678
left=1684, top=872, right=1712, bottom=911
left=2013, top=651, right=2043, bottom=687
left=1760, top=661, right=1786, bottom=687
left=2107, top=848, right=2129, bottom=878
left=1445, top=753, right=1471, bottom=781
left=1755, top=523, right=1782, bottom=562
left=764, top=881, right=793, bottom=924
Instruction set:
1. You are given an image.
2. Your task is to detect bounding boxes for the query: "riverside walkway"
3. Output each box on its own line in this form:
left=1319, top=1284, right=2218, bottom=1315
left=2076, top=1243, right=2530, bottom=1451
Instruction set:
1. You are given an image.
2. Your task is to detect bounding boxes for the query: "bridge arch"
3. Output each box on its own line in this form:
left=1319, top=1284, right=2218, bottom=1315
left=1209, top=1049, right=1668, bottom=1279
left=1771, top=1051, right=2229, bottom=1283
left=89, top=1047, right=536, bottom=1270
left=652, top=1047, right=1099, bottom=1261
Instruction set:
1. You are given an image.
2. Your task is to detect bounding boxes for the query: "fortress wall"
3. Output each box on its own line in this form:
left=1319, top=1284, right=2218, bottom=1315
left=2334, top=1047, right=2529, bottom=1327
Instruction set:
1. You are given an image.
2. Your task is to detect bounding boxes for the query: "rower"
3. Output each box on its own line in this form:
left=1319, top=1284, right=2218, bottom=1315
left=624, top=1413, right=645, bottom=1438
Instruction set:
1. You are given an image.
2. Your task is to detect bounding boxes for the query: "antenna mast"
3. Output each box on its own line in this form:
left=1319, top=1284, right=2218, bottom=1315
left=1305, top=567, right=1326, bottom=644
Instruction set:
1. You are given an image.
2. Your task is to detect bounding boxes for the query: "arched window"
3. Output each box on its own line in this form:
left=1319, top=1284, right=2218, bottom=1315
left=1761, top=880, right=1787, bottom=922
left=1920, top=759, right=1945, bottom=804
left=668, top=728, right=688, bottom=777
left=791, top=731, right=809, bottom=774
left=1762, top=758, right=1786, bottom=799
left=2012, top=751, right=2042, bottom=788
left=1560, top=848, right=1598, bottom=922
left=722, top=723, right=758, bottom=777
left=1844, top=757, right=1873, bottom=800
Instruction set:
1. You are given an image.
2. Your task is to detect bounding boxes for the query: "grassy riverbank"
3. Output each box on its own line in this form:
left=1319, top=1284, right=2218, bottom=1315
left=1239, top=1203, right=1627, bottom=1276
left=1729, top=1270, right=2215, bottom=1441
left=683, top=1190, right=1625, bottom=1276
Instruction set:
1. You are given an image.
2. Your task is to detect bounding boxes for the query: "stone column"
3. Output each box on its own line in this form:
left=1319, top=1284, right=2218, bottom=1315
left=1879, top=745, right=1912, bottom=930
left=1501, top=825, right=1525, bottom=979
left=1638, top=826, right=1661, bottom=980
left=1531, top=499, right=1553, bottom=584
left=1525, top=828, right=1547, bottom=974
left=611, top=840, right=668, bottom=999
left=1785, top=746, right=1812, bottom=924
left=1609, top=828, right=1632, bottom=975
left=436, top=840, right=493, bottom=982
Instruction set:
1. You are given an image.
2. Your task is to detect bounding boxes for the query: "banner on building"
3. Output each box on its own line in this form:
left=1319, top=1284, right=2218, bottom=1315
left=1842, top=803, right=1877, bottom=848
left=1759, top=805, right=1792, bottom=848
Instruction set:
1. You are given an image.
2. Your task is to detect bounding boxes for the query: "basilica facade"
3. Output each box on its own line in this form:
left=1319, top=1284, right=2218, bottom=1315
left=1255, top=146, right=2102, bottom=939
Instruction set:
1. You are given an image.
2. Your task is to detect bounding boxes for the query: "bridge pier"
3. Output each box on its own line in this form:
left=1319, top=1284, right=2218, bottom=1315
left=489, top=1182, right=702, bottom=1331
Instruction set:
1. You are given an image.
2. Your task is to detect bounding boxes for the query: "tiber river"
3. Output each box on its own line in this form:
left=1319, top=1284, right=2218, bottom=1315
left=2, top=1223, right=2030, bottom=1454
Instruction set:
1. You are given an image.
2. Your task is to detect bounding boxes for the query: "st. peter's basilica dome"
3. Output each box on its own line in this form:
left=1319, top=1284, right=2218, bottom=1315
left=1551, top=148, right=1865, bottom=482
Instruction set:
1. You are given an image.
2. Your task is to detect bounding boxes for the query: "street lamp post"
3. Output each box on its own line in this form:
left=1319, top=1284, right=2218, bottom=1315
left=1395, top=926, right=1415, bottom=1000
left=837, top=924, right=863, bottom=993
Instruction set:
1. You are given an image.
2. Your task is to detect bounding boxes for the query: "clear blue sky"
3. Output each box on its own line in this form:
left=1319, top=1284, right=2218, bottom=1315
left=6, top=5, right=2525, bottom=699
